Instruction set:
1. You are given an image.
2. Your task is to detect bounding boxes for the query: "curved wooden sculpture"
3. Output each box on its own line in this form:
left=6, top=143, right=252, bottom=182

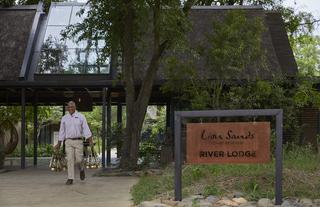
left=0, top=120, right=19, bottom=154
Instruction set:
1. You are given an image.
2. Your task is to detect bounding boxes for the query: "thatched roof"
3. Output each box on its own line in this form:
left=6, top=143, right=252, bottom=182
left=152, top=6, right=297, bottom=82
left=0, top=4, right=297, bottom=83
left=265, top=11, right=297, bottom=76
left=0, top=6, right=37, bottom=81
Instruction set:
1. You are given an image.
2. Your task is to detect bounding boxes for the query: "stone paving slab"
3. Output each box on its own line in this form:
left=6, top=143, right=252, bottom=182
left=0, top=167, right=138, bottom=207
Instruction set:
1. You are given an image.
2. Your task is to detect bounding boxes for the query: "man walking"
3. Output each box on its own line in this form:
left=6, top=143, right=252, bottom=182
left=55, top=101, right=93, bottom=185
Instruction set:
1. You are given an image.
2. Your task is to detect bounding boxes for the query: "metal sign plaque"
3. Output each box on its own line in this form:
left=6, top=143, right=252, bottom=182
left=186, top=122, right=270, bottom=164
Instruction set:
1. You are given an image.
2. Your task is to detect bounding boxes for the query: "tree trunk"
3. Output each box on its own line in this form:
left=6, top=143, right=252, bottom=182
left=119, top=0, right=196, bottom=170
left=119, top=0, right=137, bottom=169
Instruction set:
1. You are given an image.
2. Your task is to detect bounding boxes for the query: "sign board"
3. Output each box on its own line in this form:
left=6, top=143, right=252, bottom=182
left=186, top=122, right=270, bottom=164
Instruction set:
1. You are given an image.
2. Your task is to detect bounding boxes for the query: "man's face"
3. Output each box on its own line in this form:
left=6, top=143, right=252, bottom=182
left=67, top=103, right=76, bottom=114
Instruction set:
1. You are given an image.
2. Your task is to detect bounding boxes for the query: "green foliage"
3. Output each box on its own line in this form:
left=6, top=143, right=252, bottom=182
left=203, top=185, right=221, bottom=197
left=193, top=0, right=318, bottom=40
left=139, top=106, right=166, bottom=166
left=62, top=0, right=319, bottom=168
left=202, top=10, right=266, bottom=78
left=62, top=0, right=191, bottom=75
left=292, top=36, right=320, bottom=76
left=9, top=144, right=54, bottom=157
left=294, top=77, right=320, bottom=107
left=0, top=106, right=60, bottom=126
left=82, top=107, right=102, bottom=136
left=0, top=0, right=15, bottom=7
left=139, top=139, right=160, bottom=166
left=163, top=10, right=267, bottom=110
left=131, top=145, right=320, bottom=204
left=131, top=176, right=162, bottom=204
left=275, top=5, right=316, bottom=38
left=189, top=166, right=205, bottom=181
left=163, top=9, right=320, bottom=144
left=37, top=36, right=68, bottom=74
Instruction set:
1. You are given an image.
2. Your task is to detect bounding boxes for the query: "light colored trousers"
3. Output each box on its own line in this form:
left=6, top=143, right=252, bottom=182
left=65, top=139, right=85, bottom=180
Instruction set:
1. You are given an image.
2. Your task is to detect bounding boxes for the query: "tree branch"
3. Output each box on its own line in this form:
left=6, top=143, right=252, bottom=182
left=299, top=19, right=320, bottom=26
left=183, top=0, right=199, bottom=15
left=135, top=0, right=198, bottom=117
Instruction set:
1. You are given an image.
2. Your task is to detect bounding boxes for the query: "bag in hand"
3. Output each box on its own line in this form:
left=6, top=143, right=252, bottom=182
left=85, top=146, right=101, bottom=169
left=49, top=150, right=67, bottom=172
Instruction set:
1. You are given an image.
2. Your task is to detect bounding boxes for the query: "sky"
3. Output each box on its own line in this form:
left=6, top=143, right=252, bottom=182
left=283, top=0, right=320, bottom=35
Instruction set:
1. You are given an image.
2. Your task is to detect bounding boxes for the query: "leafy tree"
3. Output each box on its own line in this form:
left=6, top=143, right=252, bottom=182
left=292, top=36, right=320, bottom=76
left=62, top=0, right=320, bottom=169
left=162, top=6, right=320, bottom=145
left=163, top=10, right=267, bottom=109
left=38, top=36, right=68, bottom=74
left=63, top=0, right=196, bottom=169
left=0, top=0, right=15, bottom=7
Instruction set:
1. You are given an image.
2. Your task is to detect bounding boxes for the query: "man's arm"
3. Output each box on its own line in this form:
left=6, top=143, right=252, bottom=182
left=81, top=115, right=93, bottom=146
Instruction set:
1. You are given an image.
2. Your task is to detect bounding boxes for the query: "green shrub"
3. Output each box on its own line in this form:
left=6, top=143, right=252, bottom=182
left=131, top=144, right=320, bottom=204
left=139, top=138, right=161, bottom=167
left=8, top=144, right=54, bottom=157
left=131, top=176, right=161, bottom=204
left=203, top=185, right=221, bottom=197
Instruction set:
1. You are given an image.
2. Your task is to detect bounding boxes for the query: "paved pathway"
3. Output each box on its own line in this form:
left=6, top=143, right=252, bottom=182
left=0, top=167, right=138, bottom=207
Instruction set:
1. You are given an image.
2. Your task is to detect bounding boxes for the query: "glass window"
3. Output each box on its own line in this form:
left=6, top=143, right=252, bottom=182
left=70, top=6, right=88, bottom=25
left=66, top=35, right=91, bottom=49
left=47, top=6, right=72, bottom=26
left=97, top=39, right=106, bottom=49
left=43, top=26, right=66, bottom=47
left=37, top=48, right=67, bottom=74
left=37, top=4, right=110, bottom=74
left=66, top=35, right=105, bottom=49
left=100, top=66, right=110, bottom=74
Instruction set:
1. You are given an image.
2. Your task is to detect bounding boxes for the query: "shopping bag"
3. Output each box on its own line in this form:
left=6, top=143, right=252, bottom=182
left=85, top=146, right=101, bottom=169
left=49, top=150, right=67, bottom=172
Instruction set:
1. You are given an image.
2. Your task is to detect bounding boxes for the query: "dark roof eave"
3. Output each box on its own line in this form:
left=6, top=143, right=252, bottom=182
left=0, top=80, right=117, bottom=88
left=0, top=4, right=38, bottom=10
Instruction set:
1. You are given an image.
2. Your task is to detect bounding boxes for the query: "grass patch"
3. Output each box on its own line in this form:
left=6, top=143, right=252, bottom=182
left=131, top=145, right=320, bottom=205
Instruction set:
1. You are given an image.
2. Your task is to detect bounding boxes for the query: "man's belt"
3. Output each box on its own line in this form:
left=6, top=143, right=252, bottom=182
left=66, top=137, right=83, bottom=140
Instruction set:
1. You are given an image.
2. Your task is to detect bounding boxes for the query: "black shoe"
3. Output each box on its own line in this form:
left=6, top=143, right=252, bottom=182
left=65, top=179, right=73, bottom=185
left=80, top=170, right=85, bottom=180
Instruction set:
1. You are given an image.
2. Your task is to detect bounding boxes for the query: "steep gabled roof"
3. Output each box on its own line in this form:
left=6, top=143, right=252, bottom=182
left=0, top=4, right=297, bottom=83
left=265, top=11, right=297, bottom=77
left=153, top=6, right=297, bottom=81
left=0, top=5, right=38, bottom=81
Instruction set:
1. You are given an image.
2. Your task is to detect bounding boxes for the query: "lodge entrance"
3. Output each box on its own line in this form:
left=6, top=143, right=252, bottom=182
left=0, top=82, right=172, bottom=169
